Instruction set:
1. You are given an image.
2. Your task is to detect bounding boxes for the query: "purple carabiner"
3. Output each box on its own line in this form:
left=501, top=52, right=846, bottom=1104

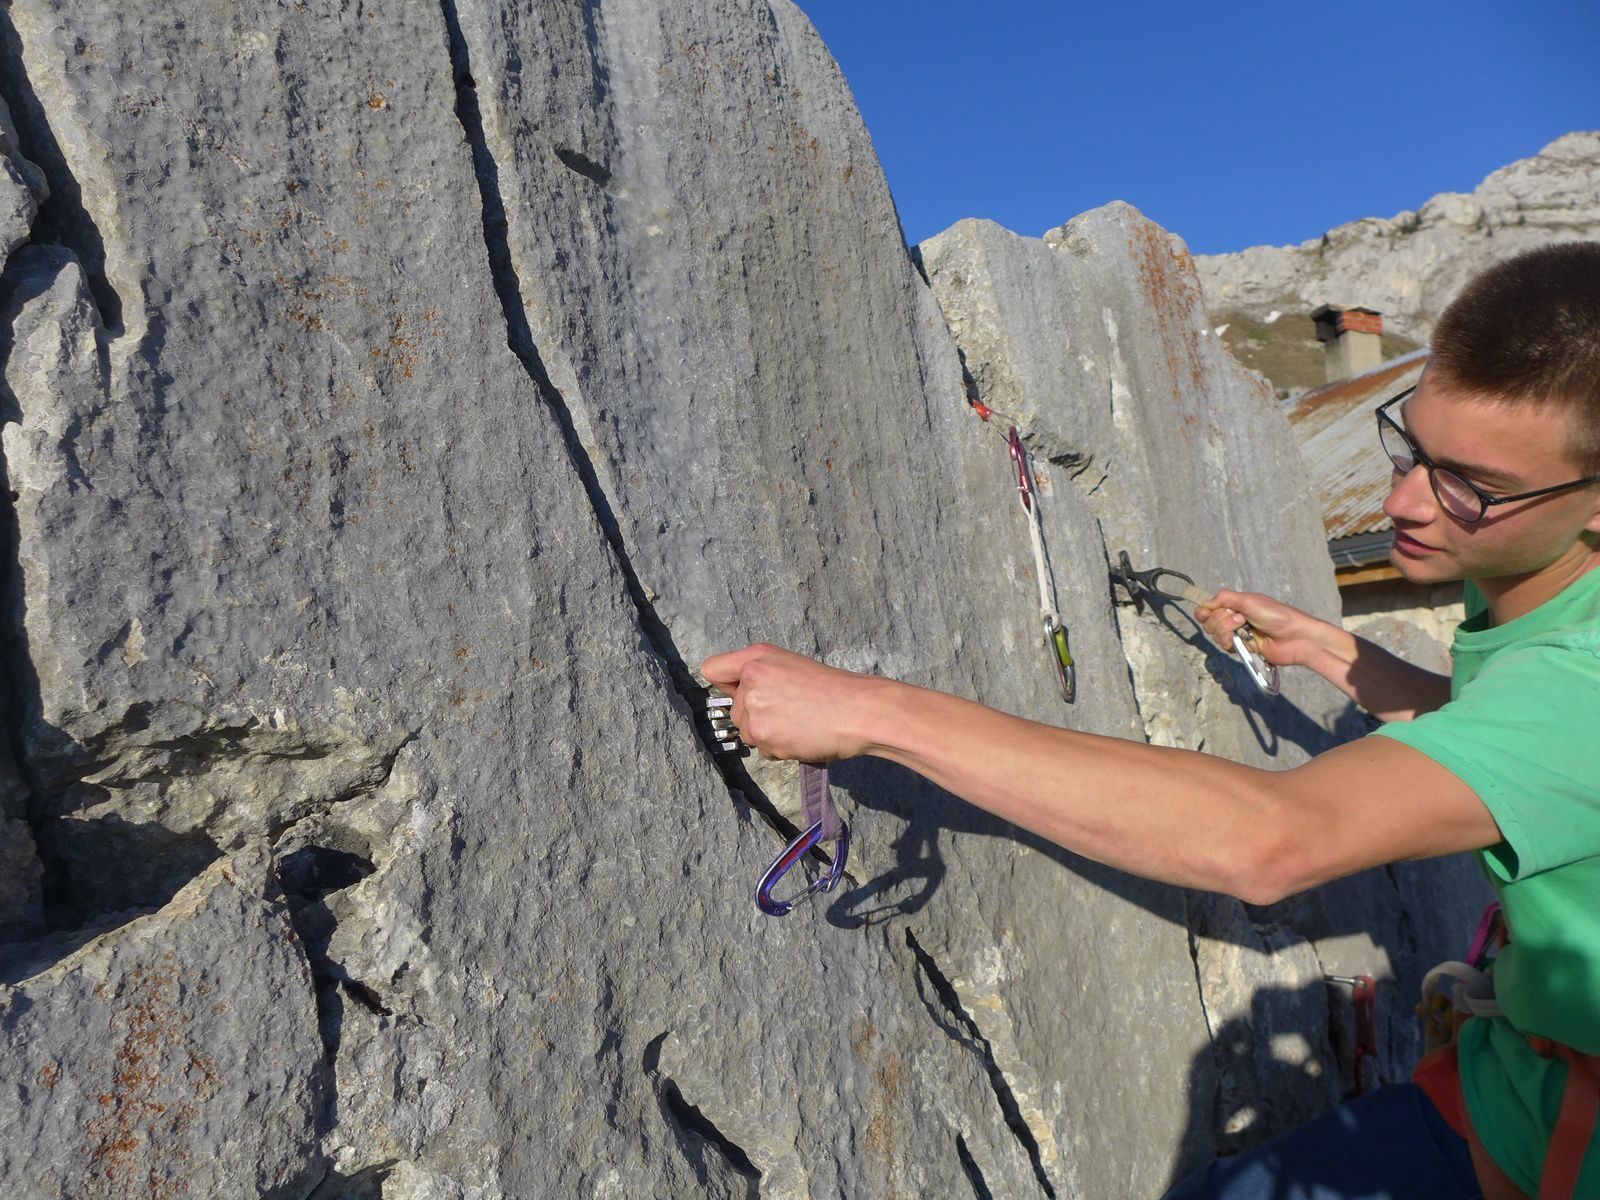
left=754, top=819, right=851, bottom=917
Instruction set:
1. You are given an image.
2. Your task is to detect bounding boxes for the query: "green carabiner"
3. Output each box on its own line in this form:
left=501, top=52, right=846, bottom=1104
left=1048, top=619, right=1075, bottom=704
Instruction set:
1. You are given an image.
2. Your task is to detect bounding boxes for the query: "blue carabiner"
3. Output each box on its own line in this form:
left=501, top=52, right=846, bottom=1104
left=754, top=819, right=851, bottom=916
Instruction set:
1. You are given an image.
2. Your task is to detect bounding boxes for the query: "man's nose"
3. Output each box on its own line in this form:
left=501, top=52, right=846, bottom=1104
left=1383, top=463, right=1438, bottom=524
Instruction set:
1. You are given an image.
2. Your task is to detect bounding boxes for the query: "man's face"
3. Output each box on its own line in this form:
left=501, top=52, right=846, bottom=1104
left=1382, top=370, right=1600, bottom=587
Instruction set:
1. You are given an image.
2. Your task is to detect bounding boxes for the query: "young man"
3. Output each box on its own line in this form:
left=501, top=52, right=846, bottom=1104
left=702, top=242, right=1600, bottom=1199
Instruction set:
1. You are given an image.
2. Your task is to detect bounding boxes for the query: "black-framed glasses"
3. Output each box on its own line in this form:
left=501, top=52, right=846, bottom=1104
left=1376, top=387, right=1600, bottom=523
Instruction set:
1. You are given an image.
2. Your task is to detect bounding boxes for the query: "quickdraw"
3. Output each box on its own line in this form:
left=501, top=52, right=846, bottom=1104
left=752, top=764, right=849, bottom=916
left=1108, top=550, right=1280, bottom=697
left=1325, top=973, right=1382, bottom=1095
left=968, top=399, right=1075, bottom=703
left=705, top=694, right=850, bottom=917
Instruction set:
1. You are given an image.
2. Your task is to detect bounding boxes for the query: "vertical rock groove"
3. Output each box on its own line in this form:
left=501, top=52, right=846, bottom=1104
left=434, top=0, right=803, bottom=852
left=905, top=929, right=1056, bottom=1198
left=0, top=23, right=124, bottom=332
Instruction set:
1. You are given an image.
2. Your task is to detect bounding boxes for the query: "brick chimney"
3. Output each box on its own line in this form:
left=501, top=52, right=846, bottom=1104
left=1312, top=304, right=1384, bottom=383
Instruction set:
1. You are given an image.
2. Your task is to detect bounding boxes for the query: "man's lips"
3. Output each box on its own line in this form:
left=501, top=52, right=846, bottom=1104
left=1392, top=529, right=1438, bottom=554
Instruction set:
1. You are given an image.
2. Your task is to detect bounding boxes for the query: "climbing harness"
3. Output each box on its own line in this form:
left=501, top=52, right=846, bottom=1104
left=1325, top=973, right=1382, bottom=1095
left=965, top=396, right=1075, bottom=702
left=1412, top=900, right=1600, bottom=1199
left=704, top=694, right=850, bottom=917
left=1108, top=550, right=1280, bottom=697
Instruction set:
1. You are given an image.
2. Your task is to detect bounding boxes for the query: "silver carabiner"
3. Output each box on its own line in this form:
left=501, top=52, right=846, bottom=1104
left=1046, top=616, right=1075, bottom=704
left=1233, top=628, right=1280, bottom=696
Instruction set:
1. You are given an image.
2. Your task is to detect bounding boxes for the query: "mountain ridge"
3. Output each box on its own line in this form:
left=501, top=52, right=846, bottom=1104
left=1196, top=131, right=1600, bottom=344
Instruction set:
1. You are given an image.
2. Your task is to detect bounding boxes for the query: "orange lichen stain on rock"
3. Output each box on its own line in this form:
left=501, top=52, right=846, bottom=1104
left=81, top=954, right=209, bottom=1197
left=367, top=92, right=388, bottom=110
left=852, top=1022, right=911, bottom=1196
left=1129, top=217, right=1214, bottom=443
left=37, top=1062, right=61, bottom=1088
left=368, top=313, right=421, bottom=381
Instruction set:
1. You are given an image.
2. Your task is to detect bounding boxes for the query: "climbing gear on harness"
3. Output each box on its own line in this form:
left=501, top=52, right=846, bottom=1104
left=1325, top=973, right=1382, bottom=1095
left=702, top=692, right=851, bottom=917
left=1412, top=900, right=1600, bottom=1199
left=1108, top=550, right=1281, bottom=696
left=1418, top=901, right=1505, bottom=1053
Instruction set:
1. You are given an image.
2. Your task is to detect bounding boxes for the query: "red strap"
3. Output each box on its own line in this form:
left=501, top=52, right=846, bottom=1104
left=1413, top=1042, right=1471, bottom=1139
left=1538, top=1043, right=1600, bottom=1200
left=1412, top=1029, right=1600, bottom=1198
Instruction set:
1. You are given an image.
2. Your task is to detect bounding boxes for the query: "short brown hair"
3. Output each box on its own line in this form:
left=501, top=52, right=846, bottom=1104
left=1429, top=241, right=1600, bottom=472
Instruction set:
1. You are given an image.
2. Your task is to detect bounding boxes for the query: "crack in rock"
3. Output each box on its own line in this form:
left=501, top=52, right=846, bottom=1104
left=643, top=1031, right=764, bottom=1199
left=905, top=929, right=1058, bottom=1198
left=956, top=1133, right=996, bottom=1200
left=23, top=721, right=410, bottom=945
left=435, top=0, right=825, bottom=862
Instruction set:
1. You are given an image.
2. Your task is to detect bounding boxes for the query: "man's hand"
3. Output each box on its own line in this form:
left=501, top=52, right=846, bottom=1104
left=1196, top=588, right=1451, bottom=721
left=1195, top=589, right=1325, bottom=668
left=700, top=644, right=887, bottom=762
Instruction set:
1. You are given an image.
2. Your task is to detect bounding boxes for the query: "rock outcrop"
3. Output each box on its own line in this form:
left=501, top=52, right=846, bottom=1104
left=1197, top=132, right=1600, bottom=341
left=0, top=2, right=1487, bottom=1197
left=918, top=211, right=1486, bottom=1153
left=0, top=848, right=326, bottom=1196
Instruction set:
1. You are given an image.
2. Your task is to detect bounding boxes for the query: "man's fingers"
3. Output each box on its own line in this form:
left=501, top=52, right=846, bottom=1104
left=701, top=643, right=773, bottom=687
left=1207, top=588, right=1250, bottom=611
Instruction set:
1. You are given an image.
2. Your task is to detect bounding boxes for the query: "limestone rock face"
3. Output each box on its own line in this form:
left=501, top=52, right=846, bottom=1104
left=1196, top=132, right=1600, bottom=340
left=0, top=848, right=326, bottom=1197
left=1, top=94, right=47, bottom=260
left=0, top=1, right=1488, bottom=1196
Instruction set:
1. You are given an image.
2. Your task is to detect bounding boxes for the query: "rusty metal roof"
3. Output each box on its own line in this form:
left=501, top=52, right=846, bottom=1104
left=1288, top=349, right=1429, bottom=544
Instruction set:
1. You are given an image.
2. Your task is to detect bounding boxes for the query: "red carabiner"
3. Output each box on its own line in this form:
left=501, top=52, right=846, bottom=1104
left=1006, top=426, right=1033, bottom=511
left=1327, top=974, right=1382, bottom=1094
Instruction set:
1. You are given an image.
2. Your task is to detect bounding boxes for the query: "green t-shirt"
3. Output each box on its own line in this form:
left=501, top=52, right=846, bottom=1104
left=1375, top=568, right=1600, bottom=1195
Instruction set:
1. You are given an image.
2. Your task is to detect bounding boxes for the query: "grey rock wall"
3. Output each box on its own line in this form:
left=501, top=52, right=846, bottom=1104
left=1, top=93, right=47, bottom=261
left=0, top=1, right=1487, bottom=1197
left=0, top=847, right=326, bottom=1196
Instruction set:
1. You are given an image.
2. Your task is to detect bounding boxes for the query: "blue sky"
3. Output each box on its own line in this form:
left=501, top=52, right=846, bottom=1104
left=792, top=2, right=1600, bottom=255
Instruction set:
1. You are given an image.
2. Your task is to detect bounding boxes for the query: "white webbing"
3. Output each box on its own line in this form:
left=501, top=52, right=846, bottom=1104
left=1018, top=483, right=1060, bottom=630
left=1421, top=959, right=1504, bottom=1020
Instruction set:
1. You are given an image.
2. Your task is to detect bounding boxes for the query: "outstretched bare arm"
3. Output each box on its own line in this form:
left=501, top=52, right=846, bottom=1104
left=701, top=644, right=1494, bottom=904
